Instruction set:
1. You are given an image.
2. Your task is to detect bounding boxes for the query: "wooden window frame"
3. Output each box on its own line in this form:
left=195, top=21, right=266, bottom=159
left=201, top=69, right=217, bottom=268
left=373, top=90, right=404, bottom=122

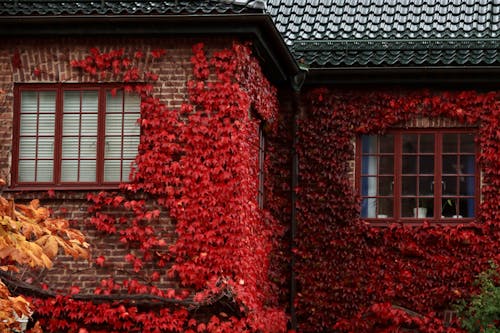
left=12, top=83, right=140, bottom=190
left=356, top=128, right=480, bottom=225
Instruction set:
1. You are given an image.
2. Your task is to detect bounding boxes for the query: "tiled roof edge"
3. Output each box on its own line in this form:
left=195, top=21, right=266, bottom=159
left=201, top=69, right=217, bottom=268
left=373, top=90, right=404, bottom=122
left=293, top=39, right=500, bottom=52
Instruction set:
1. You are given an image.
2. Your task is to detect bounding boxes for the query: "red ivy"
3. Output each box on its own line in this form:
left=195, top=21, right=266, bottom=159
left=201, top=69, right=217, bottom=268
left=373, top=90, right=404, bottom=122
left=292, top=88, right=500, bottom=332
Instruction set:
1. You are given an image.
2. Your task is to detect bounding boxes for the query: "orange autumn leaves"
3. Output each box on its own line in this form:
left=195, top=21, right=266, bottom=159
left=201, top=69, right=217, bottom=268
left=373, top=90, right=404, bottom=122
left=0, top=180, right=89, bottom=332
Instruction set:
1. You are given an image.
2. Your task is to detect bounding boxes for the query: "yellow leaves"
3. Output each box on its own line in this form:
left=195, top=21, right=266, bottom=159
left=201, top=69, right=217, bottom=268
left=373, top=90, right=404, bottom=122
left=0, top=181, right=90, bottom=330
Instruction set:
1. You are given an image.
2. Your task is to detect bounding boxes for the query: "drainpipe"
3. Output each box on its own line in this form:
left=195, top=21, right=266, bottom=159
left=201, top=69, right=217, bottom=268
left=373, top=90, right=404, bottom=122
left=289, top=70, right=306, bottom=331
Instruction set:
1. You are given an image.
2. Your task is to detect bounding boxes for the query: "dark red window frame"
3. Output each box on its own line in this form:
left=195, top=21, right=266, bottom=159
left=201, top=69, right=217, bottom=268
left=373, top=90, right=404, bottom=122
left=355, top=128, right=479, bottom=225
left=12, top=83, right=141, bottom=189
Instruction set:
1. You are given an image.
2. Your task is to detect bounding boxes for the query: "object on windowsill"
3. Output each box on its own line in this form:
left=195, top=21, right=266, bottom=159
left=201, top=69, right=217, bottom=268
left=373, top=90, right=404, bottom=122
left=377, top=214, right=388, bottom=218
left=413, top=207, right=427, bottom=218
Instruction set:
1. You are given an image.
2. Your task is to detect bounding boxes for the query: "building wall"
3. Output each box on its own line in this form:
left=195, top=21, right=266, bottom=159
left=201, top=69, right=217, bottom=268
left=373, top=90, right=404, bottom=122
left=0, top=36, right=235, bottom=294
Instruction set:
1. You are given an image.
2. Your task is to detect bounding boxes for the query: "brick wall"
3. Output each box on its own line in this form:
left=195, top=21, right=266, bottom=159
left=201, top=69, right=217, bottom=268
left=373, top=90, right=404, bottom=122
left=0, top=36, right=235, bottom=294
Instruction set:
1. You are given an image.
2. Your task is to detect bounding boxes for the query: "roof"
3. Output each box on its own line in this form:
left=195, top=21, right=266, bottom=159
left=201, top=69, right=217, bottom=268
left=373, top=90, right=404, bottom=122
left=267, top=0, right=500, bottom=68
left=0, top=0, right=266, bottom=15
left=1, top=0, right=499, bottom=74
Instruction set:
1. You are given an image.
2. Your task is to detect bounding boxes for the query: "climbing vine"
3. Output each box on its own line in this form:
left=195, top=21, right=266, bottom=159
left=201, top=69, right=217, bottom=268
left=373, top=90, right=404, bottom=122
left=24, top=42, right=287, bottom=332
left=294, top=88, right=500, bottom=332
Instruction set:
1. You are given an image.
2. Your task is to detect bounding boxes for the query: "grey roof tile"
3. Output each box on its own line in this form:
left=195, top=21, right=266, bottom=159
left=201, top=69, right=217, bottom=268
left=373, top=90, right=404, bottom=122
left=267, top=0, right=500, bottom=67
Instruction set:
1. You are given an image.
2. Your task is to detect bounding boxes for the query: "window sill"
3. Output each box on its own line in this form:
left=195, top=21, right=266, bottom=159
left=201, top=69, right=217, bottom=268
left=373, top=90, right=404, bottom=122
left=364, top=218, right=476, bottom=227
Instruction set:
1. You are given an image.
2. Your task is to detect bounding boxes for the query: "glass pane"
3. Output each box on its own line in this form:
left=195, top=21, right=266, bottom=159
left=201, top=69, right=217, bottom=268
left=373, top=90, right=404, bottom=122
left=81, top=114, right=98, bottom=135
left=402, top=134, right=417, bottom=153
left=460, top=155, right=475, bottom=174
left=443, top=176, right=458, bottom=195
left=104, top=137, right=123, bottom=158
left=419, top=176, right=434, bottom=196
left=64, top=91, right=81, bottom=112
left=377, top=198, right=393, bottom=218
left=104, top=160, right=121, bottom=182
left=123, top=113, right=140, bottom=135
left=362, top=155, right=377, bottom=175
left=402, top=176, right=416, bottom=195
left=419, top=155, right=434, bottom=174
left=63, top=113, right=81, bottom=135
left=19, top=138, right=36, bottom=158
left=123, top=136, right=140, bottom=158
left=460, top=176, right=475, bottom=196
left=36, top=160, right=53, bottom=182
left=21, top=91, right=37, bottom=113
left=401, top=198, right=416, bottom=217
left=80, top=137, right=97, bottom=158
left=379, top=156, right=393, bottom=174
left=460, top=133, right=475, bottom=153
left=443, top=133, right=458, bottom=153
left=442, top=155, right=458, bottom=174
left=81, top=91, right=98, bottom=112
left=18, top=160, right=35, bottom=182
left=361, top=198, right=377, bottom=218
left=416, top=198, right=433, bottom=218
left=62, top=137, right=79, bottom=158
left=122, top=160, right=134, bottom=182
left=106, top=114, right=123, bottom=135
left=38, top=91, right=56, bottom=113
left=79, top=160, right=96, bottom=182
left=378, top=176, right=393, bottom=195
left=442, top=198, right=458, bottom=217
left=379, top=135, right=394, bottom=153
left=20, top=114, right=37, bottom=135
left=420, top=134, right=434, bottom=153
left=124, top=93, right=141, bottom=112
left=362, top=135, right=377, bottom=154
left=106, top=91, right=124, bottom=113
left=459, top=198, right=474, bottom=218
left=361, top=176, right=377, bottom=196
left=37, top=137, right=54, bottom=158
left=61, top=160, right=78, bottom=182
left=38, top=114, right=55, bottom=135
left=402, top=156, right=417, bottom=174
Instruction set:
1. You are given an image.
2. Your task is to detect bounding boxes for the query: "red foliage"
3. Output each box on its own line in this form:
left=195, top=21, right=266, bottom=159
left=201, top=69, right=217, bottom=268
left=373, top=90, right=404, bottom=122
left=30, top=42, right=287, bottom=332
left=293, top=88, right=500, bottom=332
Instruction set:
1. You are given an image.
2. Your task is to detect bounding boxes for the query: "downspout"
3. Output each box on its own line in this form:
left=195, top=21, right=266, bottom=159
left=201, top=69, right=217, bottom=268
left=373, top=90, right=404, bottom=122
left=289, top=70, right=307, bottom=331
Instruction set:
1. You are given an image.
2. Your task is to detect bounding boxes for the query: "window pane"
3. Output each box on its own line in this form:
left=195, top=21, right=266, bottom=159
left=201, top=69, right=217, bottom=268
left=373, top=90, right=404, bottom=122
left=79, top=160, right=96, bottom=182
left=104, top=137, right=123, bottom=158
left=419, top=176, right=434, bottom=196
left=64, top=91, right=82, bottom=112
left=19, top=138, right=36, bottom=158
left=460, top=176, right=475, bottom=196
left=379, top=156, right=393, bottom=174
left=379, top=135, right=394, bottom=153
left=123, top=113, right=140, bottom=135
left=361, top=176, right=377, bottom=196
left=81, top=114, right=98, bottom=135
left=442, top=155, right=458, bottom=174
left=378, top=176, right=393, bottom=195
left=460, top=133, right=475, bottom=153
left=460, top=155, right=475, bottom=174
left=442, top=198, right=458, bottom=217
left=104, top=160, right=121, bottom=182
left=442, top=176, right=458, bottom=195
left=443, top=133, right=458, bottom=152
left=20, top=114, right=37, bottom=135
left=460, top=198, right=474, bottom=218
left=38, top=92, right=56, bottom=113
left=61, top=160, right=78, bottom=182
left=361, top=198, right=377, bottom=218
left=106, top=91, right=124, bottom=113
left=36, top=160, right=53, bottom=182
left=402, top=134, right=417, bottom=153
left=361, top=155, right=377, bottom=175
left=18, top=160, right=35, bottom=182
left=377, top=198, right=393, bottom=218
left=402, top=176, right=417, bottom=195
left=362, top=136, right=377, bottom=154
left=123, top=136, right=140, bottom=158
left=124, top=93, right=141, bottom=112
left=402, top=156, right=417, bottom=174
left=80, top=137, right=97, bottom=158
left=82, top=91, right=98, bottom=112
left=401, top=198, right=417, bottom=217
left=106, top=114, right=123, bottom=135
left=20, top=91, right=37, bottom=113
left=63, top=113, right=80, bottom=135
left=122, top=159, right=134, bottom=182
left=37, top=137, right=54, bottom=158
left=38, top=114, right=55, bottom=135
left=419, top=134, right=434, bottom=153
left=62, top=137, right=78, bottom=158
left=419, top=155, right=434, bottom=174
